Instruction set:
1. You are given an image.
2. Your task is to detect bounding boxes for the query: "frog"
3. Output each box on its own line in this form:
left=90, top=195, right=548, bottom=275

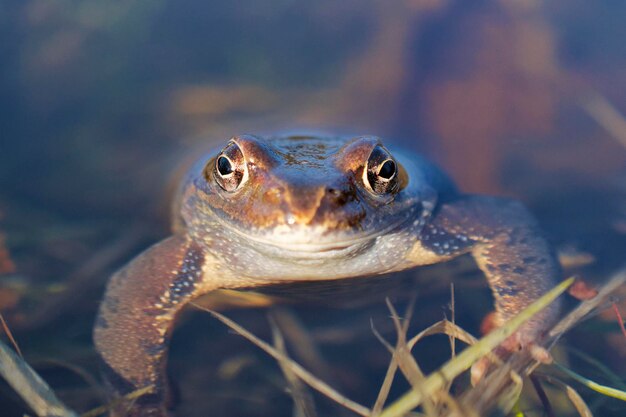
left=93, top=134, right=561, bottom=417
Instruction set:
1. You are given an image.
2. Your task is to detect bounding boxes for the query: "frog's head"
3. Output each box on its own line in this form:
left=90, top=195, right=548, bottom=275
left=181, top=134, right=435, bottom=259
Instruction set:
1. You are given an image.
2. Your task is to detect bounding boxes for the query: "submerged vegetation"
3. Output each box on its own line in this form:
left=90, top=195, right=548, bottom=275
left=1, top=273, right=625, bottom=416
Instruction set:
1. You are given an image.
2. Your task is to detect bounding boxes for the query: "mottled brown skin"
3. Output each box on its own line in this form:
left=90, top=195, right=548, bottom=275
left=94, top=134, right=561, bottom=417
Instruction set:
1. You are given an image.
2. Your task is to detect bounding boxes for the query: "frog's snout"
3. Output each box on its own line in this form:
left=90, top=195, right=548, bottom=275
left=283, top=182, right=362, bottom=227
left=325, top=185, right=356, bottom=206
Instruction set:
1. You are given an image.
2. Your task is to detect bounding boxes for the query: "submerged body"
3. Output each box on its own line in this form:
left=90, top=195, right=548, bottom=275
left=94, top=134, right=561, bottom=416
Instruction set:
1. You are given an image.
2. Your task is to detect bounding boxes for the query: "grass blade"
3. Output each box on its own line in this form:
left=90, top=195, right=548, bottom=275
left=193, top=302, right=371, bottom=417
left=379, top=277, right=574, bottom=417
left=554, top=362, right=626, bottom=402
left=0, top=338, right=79, bottom=417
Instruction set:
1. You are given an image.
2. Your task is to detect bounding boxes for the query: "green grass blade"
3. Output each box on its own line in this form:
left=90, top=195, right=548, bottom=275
left=554, top=362, right=626, bottom=402
left=379, top=277, right=575, bottom=417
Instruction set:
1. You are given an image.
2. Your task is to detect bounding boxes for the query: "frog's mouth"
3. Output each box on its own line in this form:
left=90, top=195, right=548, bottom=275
left=217, top=217, right=411, bottom=260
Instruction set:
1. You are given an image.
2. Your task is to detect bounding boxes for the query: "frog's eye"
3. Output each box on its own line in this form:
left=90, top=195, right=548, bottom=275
left=212, top=141, right=248, bottom=192
left=363, top=145, right=399, bottom=195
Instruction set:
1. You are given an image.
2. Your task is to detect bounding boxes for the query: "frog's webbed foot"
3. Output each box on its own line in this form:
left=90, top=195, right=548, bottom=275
left=471, top=310, right=554, bottom=384
left=94, top=235, right=228, bottom=417
left=470, top=337, right=553, bottom=385
left=408, top=195, right=562, bottom=375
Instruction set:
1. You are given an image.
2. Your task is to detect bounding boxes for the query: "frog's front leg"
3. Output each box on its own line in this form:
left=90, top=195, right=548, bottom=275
left=93, top=235, right=232, bottom=417
left=407, top=195, right=561, bottom=345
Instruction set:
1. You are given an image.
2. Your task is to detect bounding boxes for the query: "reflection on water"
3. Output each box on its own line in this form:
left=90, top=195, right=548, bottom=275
left=1, top=1, right=626, bottom=416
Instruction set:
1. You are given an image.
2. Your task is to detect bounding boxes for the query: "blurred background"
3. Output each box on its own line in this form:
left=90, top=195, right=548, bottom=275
left=1, top=0, right=626, bottom=416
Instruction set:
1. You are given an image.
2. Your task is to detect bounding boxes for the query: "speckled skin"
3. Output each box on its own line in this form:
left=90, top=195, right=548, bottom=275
left=94, top=134, right=561, bottom=417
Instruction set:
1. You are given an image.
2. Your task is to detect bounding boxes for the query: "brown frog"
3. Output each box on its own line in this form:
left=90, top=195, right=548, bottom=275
left=94, top=134, right=561, bottom=416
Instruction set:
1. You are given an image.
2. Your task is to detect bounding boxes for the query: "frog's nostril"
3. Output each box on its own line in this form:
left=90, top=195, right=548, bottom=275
left=326, top=186, right=352, bottom=206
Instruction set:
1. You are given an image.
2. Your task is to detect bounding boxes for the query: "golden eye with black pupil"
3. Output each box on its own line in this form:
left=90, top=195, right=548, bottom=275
left=364, top=145, right=399, bottom=195
left=212, top=142, right=247, bottom=192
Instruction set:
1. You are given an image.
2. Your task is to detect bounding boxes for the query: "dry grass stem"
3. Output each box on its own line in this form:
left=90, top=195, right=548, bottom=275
left=548, top=270, right=626, bottom=343
left=0, top=313, right=22, bottom=357
left=611, top=303, right=626, bottom=339
left=80, top=386, right=154, bottom=417
left=407, top=321, right=478, bottom=352
left=448, top=284, right=456, bottom=359
left=539, top=374, right=594, bottom=417
left=193, top=303, right=371, bottom=417
left=460, top=269, right=626, bottom=416
left=385, top=298, right=427, bottom=387
left=371, top=297, right=438, bottom=416
left=582, top=92, right=626, bottom=149
left=379, top=277, right=574, bottom=417
left=371, top=350, right=400, bottom=416
left=270, top=316, right=318, bottom=417
left=194, top=268, right=623, bottom=417
left=0, top=338, right=79, bottom=417
left=372, top=317, right=484, bottom=416
left=270, top=307, right=336, bottom=384
left=373, top=296, right=485, bottom=417
left=34, top=358, right=105, bottom=404
left=386, top=298, right=442, bottom=416
left=530, top=375, right=556, bottom=417
left=564, top=384, right=594, bottom=417
left=18, top=228, right=147, bottom=331
left=456, top=358, right=524, bottom=417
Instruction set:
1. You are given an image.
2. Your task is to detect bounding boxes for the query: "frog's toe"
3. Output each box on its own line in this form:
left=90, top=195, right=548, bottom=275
left=470, top=356, right=492, bottom=386
left=470, top=329, right=553, bottom=386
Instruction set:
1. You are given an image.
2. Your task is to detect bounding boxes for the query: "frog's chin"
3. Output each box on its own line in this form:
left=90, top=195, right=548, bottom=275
left=246, top=235, right=375, bottom=261
left=258, top=236, right=372, bottom=259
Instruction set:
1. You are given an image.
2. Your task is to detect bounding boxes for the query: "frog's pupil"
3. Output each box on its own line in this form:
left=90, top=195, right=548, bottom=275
left=217, top=156, right=233, bottom=176
left=379, top=160, right=396, bottom=179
